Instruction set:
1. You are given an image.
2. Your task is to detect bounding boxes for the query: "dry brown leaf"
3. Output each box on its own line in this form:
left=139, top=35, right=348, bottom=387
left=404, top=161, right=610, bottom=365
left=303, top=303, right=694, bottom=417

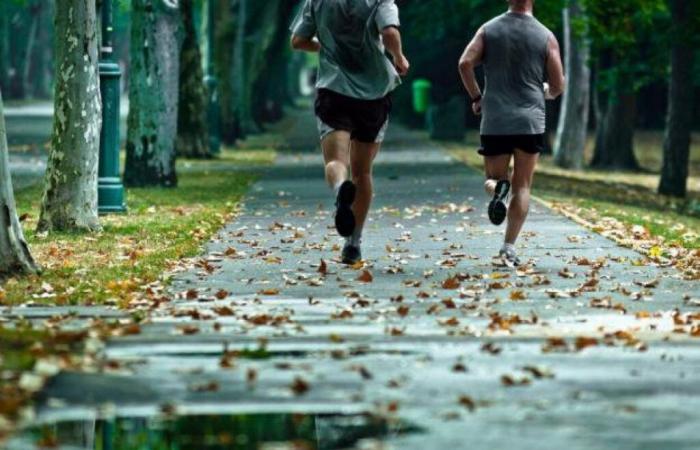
left=442, top=276, right=461, bottom=290
left=509, top=290, right=527, bottom=301
left=318, top=259, right=328, bottom=275
left=357, top=270, right=374, bottom=283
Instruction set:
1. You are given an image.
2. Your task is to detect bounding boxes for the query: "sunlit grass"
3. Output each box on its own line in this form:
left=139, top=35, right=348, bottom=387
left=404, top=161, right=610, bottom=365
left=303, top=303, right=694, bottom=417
left=1, top=149, right=275, bottom=307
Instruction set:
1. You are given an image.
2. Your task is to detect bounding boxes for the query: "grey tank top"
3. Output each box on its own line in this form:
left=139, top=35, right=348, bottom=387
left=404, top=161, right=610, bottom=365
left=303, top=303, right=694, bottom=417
left=481, top=13, right=551, bottom=136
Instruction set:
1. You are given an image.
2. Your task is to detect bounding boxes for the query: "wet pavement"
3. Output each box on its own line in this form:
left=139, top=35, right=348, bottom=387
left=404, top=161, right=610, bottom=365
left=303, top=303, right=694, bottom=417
left=5, top=109, right=700, bottom=449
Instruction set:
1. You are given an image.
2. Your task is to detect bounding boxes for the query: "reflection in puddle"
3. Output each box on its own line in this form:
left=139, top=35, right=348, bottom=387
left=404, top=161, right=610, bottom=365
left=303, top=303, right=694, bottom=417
left=10, top=413, right=420, bottom=449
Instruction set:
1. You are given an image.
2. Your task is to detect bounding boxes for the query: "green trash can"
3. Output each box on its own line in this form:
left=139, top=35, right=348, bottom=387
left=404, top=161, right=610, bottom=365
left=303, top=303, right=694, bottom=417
left=412, top=79, right=432, bottom=114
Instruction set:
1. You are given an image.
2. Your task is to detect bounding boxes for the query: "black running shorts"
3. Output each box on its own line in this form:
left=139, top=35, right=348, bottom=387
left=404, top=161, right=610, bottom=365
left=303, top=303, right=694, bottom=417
left=479, top=134, right=545, bottom=156
left=315, top=88, right=392, bottom=144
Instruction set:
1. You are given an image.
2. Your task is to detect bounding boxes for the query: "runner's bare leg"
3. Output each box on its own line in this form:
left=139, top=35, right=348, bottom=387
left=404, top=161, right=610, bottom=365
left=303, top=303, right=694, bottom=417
left=350, top=140, right=381, bottom=231
left=483, top=154, right=511, bottom=196
left=321, top=131, right=352, bottom=189
left=505, top=149, right=538, bottom=244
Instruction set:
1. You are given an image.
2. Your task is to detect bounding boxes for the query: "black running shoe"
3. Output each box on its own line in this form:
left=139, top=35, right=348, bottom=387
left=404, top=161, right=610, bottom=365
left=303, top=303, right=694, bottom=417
left=342, top=243, right=362, bottom=265
left=335, top=181, right=356, bottom=237
left=488, top=180, right=510, bottom=226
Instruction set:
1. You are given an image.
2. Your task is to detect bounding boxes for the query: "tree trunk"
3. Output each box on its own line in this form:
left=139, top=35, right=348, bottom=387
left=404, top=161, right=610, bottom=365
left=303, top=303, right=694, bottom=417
left=29, top=0, right=54, bottom=99
left=590, top=51, right=639, bottom=171
left=0, top=3, right=9, bottom=93
left=37, top=0, right=102, bottom=233
left=658, top=0, right=694, bottom=198
left=554, top=0, right=591, bottom=170
left=124, top=0, right=182, bottom=188
left=252, top=0, right=296, bottom=125
left=22, top=2, right=41, bottom=100
left=214, top=0, right=238, bottom=145
left=232, top=0, right=254, bottom=137
left=176, top=0, right=209, bottom=159
left=0, top=89, right=38, bottom=275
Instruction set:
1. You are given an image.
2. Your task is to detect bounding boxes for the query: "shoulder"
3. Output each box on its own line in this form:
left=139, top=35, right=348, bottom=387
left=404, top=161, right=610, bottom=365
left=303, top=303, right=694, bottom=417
left=483, top=14, right=506, bottom=30
left=532, top=17, right=554, bottom=38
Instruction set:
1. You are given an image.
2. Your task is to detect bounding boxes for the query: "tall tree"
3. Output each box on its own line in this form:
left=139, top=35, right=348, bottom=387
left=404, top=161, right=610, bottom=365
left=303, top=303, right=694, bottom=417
left=658, top=0, right=697, bottom=197
left=214, top=0, right=238, bottom=145
left=590, top=55, right=639, bottom=170
left=554, top=0, right=591, bottom=170
left=124, top=0, right=182, bottom=187
left=251, top=0, right=297, bottom=125
left=586, top=0, right=666, bottom=170
left=38, top=0, right=102, bottom=233
left=0, top=2, right=10, bottom=94
left=176, top=0, right=209, bottom=159
left=0, top=89, right=38, bottom=275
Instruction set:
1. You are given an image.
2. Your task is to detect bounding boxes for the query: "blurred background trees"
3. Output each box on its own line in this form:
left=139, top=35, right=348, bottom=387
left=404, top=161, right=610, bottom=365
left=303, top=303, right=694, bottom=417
left=0, top=0, right=698, bottom=212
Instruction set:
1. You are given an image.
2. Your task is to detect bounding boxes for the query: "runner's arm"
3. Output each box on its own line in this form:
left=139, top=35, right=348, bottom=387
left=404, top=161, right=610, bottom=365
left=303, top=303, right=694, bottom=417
left=382, top=27, right=410, bottom=76
left=291, top=35, right=321, bottom=53
left=545, top=33, right=565, bottom=99
left=458, top=26, right=485, bottom=114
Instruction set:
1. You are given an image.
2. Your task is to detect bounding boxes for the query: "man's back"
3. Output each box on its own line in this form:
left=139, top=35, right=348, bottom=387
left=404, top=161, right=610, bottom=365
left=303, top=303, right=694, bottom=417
left=292, top=0, right=401, bottom=100
left=481, top=13, right=551, bottom=135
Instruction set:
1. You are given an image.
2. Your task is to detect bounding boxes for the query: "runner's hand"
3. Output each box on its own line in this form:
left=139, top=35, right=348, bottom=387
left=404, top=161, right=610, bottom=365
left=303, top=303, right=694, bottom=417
left=472, top=99, right=482, bottom=116
left=394, top=55, right=410, bottom=76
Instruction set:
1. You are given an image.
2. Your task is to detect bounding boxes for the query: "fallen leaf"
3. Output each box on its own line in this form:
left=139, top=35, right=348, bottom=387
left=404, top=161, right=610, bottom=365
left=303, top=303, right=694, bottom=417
left=318, top=259, right=328, bottom=275
left=442, top=276, right=461, bottom=290
left=290, top=377, right=310, bottom=395
left=258, top=288, right=280, bottom=296
left=509, top=290, right=527, bottom=301
left=357, top=270, right=374, bottom=283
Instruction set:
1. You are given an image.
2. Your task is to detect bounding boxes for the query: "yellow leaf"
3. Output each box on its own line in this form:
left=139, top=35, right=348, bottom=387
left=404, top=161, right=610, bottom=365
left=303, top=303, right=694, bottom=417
left=509, top=290, right=527, bottom=301
left=649, top=246, right=663, bottom=259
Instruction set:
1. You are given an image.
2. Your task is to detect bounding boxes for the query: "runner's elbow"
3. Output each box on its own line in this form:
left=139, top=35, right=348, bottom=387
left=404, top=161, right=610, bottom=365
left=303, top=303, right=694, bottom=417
left=458, top=58, right=474, bottom=72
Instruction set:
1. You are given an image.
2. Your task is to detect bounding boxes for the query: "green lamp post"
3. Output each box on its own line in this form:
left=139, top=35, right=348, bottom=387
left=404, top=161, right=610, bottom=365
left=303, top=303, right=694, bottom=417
left=98, top=0, right=126, bottom=214
left=203, top=0, right=221, bottom=155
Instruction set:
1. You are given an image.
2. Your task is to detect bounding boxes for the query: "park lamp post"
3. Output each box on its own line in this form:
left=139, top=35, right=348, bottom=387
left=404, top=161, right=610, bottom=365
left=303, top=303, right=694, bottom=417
left=204, top=0, right=221, bottom=155
left=98, top=0, right=126, bottom=214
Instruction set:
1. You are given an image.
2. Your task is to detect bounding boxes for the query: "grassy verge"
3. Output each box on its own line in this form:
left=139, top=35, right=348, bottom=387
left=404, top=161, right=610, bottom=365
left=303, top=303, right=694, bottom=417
left=0, top=148, right=275, bottom=307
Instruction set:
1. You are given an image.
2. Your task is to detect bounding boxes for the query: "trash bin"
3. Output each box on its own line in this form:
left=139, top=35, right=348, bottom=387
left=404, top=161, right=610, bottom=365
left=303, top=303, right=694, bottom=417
left=412, top=79, right=432, bottom=114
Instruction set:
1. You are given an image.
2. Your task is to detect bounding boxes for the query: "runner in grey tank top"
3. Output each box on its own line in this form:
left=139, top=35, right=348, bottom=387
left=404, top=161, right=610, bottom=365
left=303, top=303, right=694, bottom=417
left=458, top=0, right=565, bottom=267
left=481, top=13, right=551, bottom=136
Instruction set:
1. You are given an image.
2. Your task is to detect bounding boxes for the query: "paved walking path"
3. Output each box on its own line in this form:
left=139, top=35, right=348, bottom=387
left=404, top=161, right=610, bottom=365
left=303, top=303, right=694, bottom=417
left=9, top=110, right=700, bottom=449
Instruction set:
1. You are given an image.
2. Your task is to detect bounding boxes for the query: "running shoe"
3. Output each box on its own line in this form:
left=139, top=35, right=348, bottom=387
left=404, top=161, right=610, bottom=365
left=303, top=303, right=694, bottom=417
left=342, top=242, right=362, bottom=265
left=499, top=247, right=521, bottom=268
left=334, top=180, right=357, bottom=237
left=488, top=180, right=510, bottom=226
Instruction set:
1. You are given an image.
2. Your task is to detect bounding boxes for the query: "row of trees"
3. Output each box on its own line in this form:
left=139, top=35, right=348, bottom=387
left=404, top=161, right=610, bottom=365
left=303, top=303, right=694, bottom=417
left=396, top=0, right=699, bottom=197
left=1, top=0, right=303, bottom=277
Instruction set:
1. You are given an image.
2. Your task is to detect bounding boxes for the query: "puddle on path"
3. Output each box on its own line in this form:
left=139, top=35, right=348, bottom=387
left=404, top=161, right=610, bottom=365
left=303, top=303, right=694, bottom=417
left=8, top=413, right=421, bottom=450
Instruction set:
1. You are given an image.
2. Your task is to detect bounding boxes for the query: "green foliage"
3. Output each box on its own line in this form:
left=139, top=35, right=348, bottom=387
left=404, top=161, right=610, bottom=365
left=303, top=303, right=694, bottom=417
left=584, top=0, right=669, bottom=94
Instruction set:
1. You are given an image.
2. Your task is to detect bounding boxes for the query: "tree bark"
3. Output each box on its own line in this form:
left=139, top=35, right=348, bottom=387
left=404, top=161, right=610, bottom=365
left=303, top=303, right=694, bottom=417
left=124, top=0, right=182, bottom=187
left=214, top=0, right=238, bottom=145
left=0, top=89, right=38, bottom=275
left=37, top=0, right=102, bottom=233
left=251, top=0, right=296, bottom=125
left=554, top=0, right=591, bottom=170
left=29, top=0, right=54, bottom=99
left=658, top=0, right=694, bottom=198
left=176, top=0, right=209, bottom=159
left=21, top=1, right=41, bottom=99
left=0, top=3, right=9, bottom=93
left=232, top=0, right=256, bottom=137
left=590, top=51, right=639, bottom=171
